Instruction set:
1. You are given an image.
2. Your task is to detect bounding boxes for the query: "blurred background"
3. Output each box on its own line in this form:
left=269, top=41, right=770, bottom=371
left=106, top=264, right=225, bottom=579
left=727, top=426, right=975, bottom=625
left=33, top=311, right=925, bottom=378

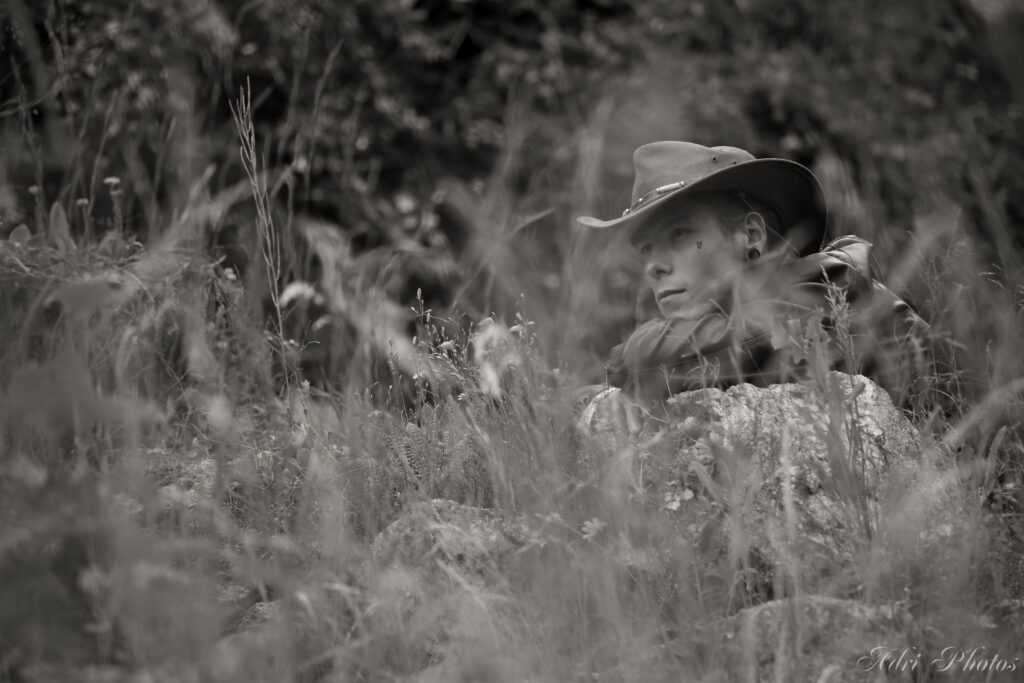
left=3, top=3, right=1024, bottom=680
left=1, top=0, right=1022, bottom=389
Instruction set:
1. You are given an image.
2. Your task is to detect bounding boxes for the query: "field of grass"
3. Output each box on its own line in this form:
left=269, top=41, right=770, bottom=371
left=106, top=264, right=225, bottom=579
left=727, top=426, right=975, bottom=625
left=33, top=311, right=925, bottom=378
left=2, top=130, right=1024, bottom=681
left=3, top=3, right=1024, bottom=680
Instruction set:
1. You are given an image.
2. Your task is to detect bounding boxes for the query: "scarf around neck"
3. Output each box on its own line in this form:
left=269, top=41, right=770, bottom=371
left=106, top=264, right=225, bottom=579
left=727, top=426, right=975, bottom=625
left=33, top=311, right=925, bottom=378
left=605, top=236, right=917, bottom=403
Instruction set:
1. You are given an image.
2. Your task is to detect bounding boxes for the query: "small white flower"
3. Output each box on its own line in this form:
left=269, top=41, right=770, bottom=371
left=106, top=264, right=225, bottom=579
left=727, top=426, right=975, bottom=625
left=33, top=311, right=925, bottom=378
left=394, top=192, right=417, bottom=214
left=279, top=281, right=316, bottom=307
left=977, top=614, right=998, bottom=629
left=526, top=528, right=548, bottom=549
left=537, top=512, right=564, bottom=526
left=470, top=317, right=520, bottom=398
left=582, top=518, right=605, bottom=541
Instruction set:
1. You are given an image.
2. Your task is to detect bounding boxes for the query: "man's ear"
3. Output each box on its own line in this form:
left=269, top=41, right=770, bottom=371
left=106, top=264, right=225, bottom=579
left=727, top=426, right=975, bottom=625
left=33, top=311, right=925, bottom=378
left=741, top=211, right=768, bottom=252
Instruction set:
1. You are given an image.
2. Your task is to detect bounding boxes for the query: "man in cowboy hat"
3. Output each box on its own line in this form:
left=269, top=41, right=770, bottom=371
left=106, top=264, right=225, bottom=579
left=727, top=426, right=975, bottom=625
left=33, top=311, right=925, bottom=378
left=576, top=141, right=928, bottom=432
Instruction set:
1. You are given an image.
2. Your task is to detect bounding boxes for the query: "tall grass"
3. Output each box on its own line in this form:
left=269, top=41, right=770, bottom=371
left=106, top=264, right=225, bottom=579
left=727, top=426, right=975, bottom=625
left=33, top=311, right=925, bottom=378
left=2, top=73, right=1024, bottom=683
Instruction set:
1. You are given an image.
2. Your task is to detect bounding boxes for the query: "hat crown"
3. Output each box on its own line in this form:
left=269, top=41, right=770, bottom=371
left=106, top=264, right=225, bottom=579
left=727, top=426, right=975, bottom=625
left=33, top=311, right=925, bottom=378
left=575, top=139, right=827, bottom=256
left=631, top=142, right=755, bottom=204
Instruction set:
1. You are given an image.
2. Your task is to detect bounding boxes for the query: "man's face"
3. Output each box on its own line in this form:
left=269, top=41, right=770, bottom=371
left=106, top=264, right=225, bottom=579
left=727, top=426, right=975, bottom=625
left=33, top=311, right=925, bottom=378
left=630, top=198, right=744, bottom=320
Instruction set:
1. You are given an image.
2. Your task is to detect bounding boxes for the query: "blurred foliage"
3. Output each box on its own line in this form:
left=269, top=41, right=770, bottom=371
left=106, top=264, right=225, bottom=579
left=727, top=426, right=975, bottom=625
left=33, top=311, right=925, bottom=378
left=0, top=0, right=1021, bottom=369
left=3, top=3, right=1024, bottom=681
left=1, top=0, right=1017, bottom=228
left=0, top=0, right=640, bottom=218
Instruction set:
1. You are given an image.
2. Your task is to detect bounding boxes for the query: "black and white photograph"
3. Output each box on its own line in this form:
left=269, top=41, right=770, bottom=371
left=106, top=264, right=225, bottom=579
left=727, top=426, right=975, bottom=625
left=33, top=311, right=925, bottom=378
left=1, top=1, right=1023, bottom=680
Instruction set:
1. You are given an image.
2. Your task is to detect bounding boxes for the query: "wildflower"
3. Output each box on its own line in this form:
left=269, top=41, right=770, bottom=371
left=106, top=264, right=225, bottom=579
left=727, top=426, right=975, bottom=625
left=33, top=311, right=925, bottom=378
left=471, top=317, right=520, bottom=398
left=8, top=454, right=46, bottom=488
left=75, top=198, right=89, bottom=207
left=103, top=176, right=121, bottom=187
left=977, top=614, right=998, bottom=629
left=279, top=281, right=317, bottom=307
left=525, top=528, right=548, bottom=549
left=27, top=185, right=39, bottom=195
left=204, top=394, right=234, bottom=436
left=582, top=518, right=606, bottom=541
left=537, top=511, right=564, bottom=526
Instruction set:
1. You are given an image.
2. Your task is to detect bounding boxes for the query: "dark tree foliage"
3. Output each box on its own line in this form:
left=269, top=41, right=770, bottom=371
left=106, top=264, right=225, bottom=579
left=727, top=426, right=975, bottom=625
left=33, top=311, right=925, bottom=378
left=0, top=0, right=1010, bottom=218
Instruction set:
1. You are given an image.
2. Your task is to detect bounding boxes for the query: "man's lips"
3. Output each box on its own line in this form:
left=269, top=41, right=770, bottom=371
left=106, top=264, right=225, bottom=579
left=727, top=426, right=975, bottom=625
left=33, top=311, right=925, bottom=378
left=656, top=288, right=688, bottom=302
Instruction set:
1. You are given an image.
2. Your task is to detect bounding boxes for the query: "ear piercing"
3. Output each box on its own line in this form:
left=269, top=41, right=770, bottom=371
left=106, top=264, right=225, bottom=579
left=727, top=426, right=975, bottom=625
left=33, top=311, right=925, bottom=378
left=747, top=248, right=760, bottom=261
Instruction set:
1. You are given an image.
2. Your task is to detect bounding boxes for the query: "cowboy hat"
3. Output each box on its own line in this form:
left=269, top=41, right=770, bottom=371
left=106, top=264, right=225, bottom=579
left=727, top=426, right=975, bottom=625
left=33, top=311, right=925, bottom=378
left=578, top=141, right=828, bottom=255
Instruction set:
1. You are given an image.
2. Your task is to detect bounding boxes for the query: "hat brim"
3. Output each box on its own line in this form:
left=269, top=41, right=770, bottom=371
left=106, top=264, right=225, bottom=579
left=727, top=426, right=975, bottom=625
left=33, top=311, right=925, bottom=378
left=577, top=158, right=828, bottom=255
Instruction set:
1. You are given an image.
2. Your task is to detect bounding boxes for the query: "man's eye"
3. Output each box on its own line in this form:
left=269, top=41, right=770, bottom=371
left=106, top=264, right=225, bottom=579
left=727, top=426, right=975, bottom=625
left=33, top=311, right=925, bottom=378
left=672, top=228, right=687, bottom=238
left=639, top=243, right=652, bottom=256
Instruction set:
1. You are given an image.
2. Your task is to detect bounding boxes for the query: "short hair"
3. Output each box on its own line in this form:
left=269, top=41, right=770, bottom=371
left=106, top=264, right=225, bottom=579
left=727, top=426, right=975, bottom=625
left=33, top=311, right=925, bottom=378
left=707, top=191, right=785, bottom=248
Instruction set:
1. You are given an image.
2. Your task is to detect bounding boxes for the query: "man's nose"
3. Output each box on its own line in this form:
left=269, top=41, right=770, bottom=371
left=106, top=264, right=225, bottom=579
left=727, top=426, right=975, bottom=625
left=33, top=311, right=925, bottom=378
left=645, top=257, right=671, bottom=280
